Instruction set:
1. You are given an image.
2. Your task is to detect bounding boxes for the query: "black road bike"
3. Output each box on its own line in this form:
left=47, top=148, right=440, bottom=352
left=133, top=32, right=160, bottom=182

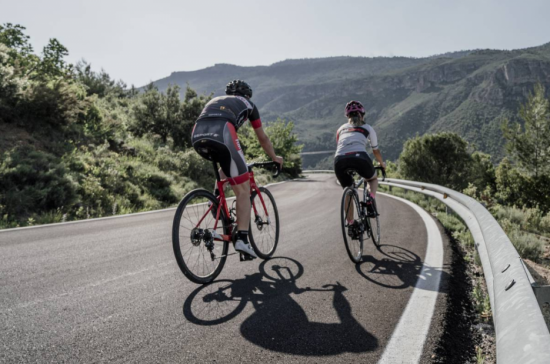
left=340, top=166, right=386, bottom=263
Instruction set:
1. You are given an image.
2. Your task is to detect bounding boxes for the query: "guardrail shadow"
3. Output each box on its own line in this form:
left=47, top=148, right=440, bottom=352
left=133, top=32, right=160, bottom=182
left=183, top=257, right=378, bottom=356
left=356, top=244, right=449, bottom=293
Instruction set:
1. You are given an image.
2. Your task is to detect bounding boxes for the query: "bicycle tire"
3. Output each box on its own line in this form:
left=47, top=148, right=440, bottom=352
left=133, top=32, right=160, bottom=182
left=249, top=187, right=279, bottom=259
left=259, top=257, right=303, bottom=282
left=370, top=199, right=381, bottom=247
left=172, top=189, right=229, bottom=284
left=341, top=187, right=363, bottom=263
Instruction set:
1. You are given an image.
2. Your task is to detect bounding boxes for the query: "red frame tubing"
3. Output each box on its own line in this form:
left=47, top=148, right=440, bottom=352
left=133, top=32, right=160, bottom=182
left=196, top=170, right=270, bottom=243
left=249, top=171, right=270, bottom=218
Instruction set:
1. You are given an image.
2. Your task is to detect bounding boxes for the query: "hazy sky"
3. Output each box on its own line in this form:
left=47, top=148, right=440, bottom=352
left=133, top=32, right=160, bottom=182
left=3, top=0, right=550, bottom=86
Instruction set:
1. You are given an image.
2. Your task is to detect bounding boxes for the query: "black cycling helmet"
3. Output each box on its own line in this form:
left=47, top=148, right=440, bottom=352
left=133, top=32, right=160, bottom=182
left=225, top=80, right=253, bottom=98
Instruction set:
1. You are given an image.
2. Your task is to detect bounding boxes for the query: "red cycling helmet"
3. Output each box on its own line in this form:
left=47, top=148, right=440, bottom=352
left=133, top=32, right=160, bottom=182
left=345, top=100, right=366, bottom=117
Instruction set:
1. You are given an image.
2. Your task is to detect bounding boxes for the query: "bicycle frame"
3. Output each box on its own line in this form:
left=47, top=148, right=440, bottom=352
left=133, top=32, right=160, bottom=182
left=194, top=163, right=271, bottom=243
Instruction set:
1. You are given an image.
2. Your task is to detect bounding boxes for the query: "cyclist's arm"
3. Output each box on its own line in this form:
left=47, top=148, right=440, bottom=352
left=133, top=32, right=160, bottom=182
left=373, top=149, right=386, bottom=169
left=366, top=125, right=386, bottom=169
left=253, top=126, right=283, bottom=166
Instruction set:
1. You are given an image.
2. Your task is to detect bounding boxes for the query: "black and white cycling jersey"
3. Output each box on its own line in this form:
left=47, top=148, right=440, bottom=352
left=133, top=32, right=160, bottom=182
left=335, top=123, right=378, bottom=156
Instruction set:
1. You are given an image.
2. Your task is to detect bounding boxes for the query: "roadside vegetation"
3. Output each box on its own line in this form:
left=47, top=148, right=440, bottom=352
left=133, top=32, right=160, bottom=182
left=385, top=84, right=550, bottom=265
left=0, top=23, right=302, bottom=229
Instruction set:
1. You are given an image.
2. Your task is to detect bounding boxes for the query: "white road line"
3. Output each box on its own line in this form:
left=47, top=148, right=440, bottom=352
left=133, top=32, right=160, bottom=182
left=0, top=206, right=178, bottom=233
left=264, top=181, right=287, bottom=187
left=377, top=192, right=444, bottom=364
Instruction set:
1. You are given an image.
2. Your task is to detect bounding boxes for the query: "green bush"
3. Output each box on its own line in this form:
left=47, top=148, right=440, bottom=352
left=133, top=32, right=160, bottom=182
left=507, top=229, right=545, bottom=261
left=240, top=119, right=303, bottom=178
left=492, top=204, right=549, bottom=235
left=178, top=149, right=215, bottom=188
left=540, top=214, right=550, bottom=235
left=493, top=205, right=525, bottom=227
left=398, top=132, right=472, bottom=190
left=469, top=151, right=496, bottom=193
left=0, top=146, right=77, bottom=219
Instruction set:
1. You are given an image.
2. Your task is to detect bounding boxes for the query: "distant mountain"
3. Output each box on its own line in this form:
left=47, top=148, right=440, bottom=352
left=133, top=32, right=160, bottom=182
left=149, top=43, right=550, bottom=162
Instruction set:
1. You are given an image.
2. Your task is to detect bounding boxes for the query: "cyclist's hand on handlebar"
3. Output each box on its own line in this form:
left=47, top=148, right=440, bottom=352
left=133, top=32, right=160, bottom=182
left=380, top=161, right=386, bottom=170
left=273, top=156, right=284, bottom=170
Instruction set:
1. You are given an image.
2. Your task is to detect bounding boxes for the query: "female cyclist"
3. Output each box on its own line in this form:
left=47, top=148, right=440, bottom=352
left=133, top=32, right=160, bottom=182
left=334, top=101, right=386, bottom=233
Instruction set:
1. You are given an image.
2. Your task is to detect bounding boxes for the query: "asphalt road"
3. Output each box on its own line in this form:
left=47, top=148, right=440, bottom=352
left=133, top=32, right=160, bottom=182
left=0, top=174, right=450, bottom=364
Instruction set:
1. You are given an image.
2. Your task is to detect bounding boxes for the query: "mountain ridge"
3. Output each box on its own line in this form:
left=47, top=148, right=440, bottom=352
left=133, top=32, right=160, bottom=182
left=149, top=42, right=550, bottom=163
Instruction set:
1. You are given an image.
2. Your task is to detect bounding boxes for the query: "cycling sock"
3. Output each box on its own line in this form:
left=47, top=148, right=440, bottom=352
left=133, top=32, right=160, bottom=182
left=236, top=230, right=249, bottom=244
left=347, top=219, right=354, bottom=225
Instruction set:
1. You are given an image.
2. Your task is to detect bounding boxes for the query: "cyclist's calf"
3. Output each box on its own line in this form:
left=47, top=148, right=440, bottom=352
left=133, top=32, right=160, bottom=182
left=232, top=179, right=251, bottom=232
left=367, top=176, right=378, bottom=197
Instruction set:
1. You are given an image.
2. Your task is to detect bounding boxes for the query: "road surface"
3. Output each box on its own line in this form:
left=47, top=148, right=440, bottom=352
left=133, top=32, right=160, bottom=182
left=0, top=174, right=451, bottom=363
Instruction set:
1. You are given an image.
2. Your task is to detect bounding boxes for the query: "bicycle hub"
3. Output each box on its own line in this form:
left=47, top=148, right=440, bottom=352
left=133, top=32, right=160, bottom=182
left=190, top=228, right=204, bottom=246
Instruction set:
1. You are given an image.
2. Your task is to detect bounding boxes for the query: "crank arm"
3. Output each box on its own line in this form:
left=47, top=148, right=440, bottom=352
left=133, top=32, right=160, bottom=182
left=213, top=252, right=238, bottom=260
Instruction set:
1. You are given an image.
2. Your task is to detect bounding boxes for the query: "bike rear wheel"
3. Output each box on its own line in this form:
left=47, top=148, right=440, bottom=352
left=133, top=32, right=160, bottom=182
left=370, top=199, right=381, bottom=247
left=249, top=187, right=279, bottom=259
left=172, top=189, right=229, bottom=284
left=341, top=187, right=363, bottom=263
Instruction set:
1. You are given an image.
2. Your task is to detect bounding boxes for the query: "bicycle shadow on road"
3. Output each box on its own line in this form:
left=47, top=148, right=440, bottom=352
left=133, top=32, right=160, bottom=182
left=356, top=244, right=449, bottom=293
left=183, top=257, right=378, bottom=356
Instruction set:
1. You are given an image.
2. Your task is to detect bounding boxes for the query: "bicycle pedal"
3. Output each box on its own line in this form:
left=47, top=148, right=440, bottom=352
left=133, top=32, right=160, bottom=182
left=239, top=253, right=256, bottom=261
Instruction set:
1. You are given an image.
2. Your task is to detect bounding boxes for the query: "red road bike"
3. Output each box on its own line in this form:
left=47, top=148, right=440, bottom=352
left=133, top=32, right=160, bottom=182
left=172, top=161, right=281, bottom=284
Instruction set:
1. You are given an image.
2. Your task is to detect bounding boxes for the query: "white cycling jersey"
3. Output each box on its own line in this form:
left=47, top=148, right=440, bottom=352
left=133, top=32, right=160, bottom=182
left=335, top=123, right=378, bottom=156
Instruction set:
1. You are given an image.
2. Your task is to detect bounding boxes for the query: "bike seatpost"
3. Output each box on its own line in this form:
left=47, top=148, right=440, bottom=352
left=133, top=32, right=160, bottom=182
left=213, top=161, right=221, bottom=181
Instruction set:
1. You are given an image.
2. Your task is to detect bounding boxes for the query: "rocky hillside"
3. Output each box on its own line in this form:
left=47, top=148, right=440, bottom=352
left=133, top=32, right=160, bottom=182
left=150, top=43, right=550, bottom=161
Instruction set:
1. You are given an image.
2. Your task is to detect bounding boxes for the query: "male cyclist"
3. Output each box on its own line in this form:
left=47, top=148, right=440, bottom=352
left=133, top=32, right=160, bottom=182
left=334, top=101, right=386, bottom=237
left=192, top=80, right=283, bottom=259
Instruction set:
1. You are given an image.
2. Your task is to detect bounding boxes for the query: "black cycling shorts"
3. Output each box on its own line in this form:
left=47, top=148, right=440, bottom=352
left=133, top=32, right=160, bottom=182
left=192, top=119, right=249, bottom=185
left=334, top=152, right=376, bottom=188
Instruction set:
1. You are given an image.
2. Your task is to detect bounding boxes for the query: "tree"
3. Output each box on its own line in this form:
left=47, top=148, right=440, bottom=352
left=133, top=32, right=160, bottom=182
left=398, top=132, right=472, bottom=190
left=0, top=44, right=23, bottom=116
left=170, top=86, right=210, bottom=149
left=0, top=23, right=37, bottom=70
left=469, top=151, right=496, bottom=192
left=240, top=119, right=303, bottom=177
left=131, top=84, right=209, bottom=148
left=502, top=84, right=550, bottom=179
left=131, top=83, right=166, bottom=142
left=501, top=85, right=550, bottom=211
left=75, top=60, right=126, bottom=98
left=33, top=38, right=69, bottom=79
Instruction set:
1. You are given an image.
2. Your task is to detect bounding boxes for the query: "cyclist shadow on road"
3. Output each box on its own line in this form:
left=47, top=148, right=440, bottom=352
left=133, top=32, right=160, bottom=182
left=183, top=257, right=378, bottom=356
left=356, top=244, right=449, bottom=293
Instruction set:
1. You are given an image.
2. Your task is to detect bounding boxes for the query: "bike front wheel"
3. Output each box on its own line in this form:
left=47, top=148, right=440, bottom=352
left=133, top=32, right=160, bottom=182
left=341, top=187, right=363, bottom=263
left=249, top=187, right=280, bottom=259
left=172, top=189, right=229, bottom=284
